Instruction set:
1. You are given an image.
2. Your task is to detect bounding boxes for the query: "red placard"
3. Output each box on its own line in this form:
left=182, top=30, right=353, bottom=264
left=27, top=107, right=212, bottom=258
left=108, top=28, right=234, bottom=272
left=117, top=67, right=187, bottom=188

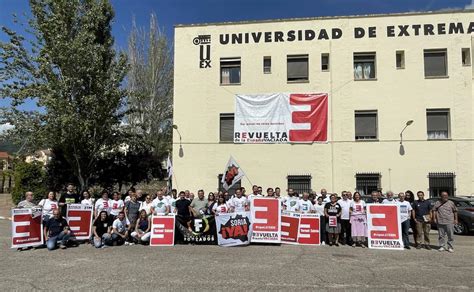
left=298, top=215, right=320, bottom=245
left=67, top=204, right=93, bottom=240
left=289, top=93, right=328, bottom=142
left=250, top=197, right=281, bottom=243
left=150, top=215, right=175, bottom=246
left=367, top=204, right=403, bottom=250
left=11, top=208, right=43, bottom=248
left=281, top=213, right=300, bottom=244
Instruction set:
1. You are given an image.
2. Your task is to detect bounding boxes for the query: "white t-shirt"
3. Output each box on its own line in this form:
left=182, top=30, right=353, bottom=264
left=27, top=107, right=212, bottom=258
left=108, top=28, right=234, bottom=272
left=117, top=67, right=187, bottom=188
left=110, top=199, right=124, bottom=216
left=398, top=200, right=413, bottom=222
left=139, top=201, right=153, bottom=215
left=95, top=198, right=111, bottom=214
left=338, top=199, right=352, bottom=220
left=38, top=199, right=58, bottom=216
left=229, top=196, right=248, bottom=213
left=81, top=198, right=94, bottom=206
left=382, top=198, right=397, bottom=204
left=167, top=197, right=177, bottom=212
left=213, top=203, right=230, bottom=215
left=112, top=218, right=128, bottom=234
left=124, top=196, right=131, bottom=202
left=350, top=200, right=366, bottom=215
left=314, top=203, right=325, bottom=216
left=284, top=197, right=299, bottom=212
left=152, top=198, right=169, bottom=214
left=298, top=199, right=315, bottom=213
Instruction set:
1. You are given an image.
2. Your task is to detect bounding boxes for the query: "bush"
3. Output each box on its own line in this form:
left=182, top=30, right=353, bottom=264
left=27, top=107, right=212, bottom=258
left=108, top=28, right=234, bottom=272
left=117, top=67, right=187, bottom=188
left=11, top=161, right=48, bottom=205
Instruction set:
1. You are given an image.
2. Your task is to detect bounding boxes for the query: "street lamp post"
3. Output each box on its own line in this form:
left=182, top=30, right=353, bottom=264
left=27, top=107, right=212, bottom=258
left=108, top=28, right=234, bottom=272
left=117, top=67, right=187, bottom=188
left=399, top=120, right=414, bottom=156
left=173, top=124, right=184, bottom=158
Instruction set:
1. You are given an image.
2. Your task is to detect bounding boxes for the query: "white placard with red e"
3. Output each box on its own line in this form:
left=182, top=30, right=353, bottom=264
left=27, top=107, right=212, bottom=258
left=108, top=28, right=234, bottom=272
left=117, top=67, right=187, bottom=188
left=281, top=212, right=320, bottom=245
left=150, top=214, right=175, bottom=246
left=67, top=204, right=93, bottom=240
left=328, top=216, right=337, bottom=227
left=367, top=204, right=403, bottom=250
left=250, top=197, right=281, bottom=243
left=11, top=208, right=44, bottom=248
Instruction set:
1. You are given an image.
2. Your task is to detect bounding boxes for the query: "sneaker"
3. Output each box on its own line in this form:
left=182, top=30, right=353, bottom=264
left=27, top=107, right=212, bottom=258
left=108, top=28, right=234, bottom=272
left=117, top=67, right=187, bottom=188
left=321, top=241, right=325, bottom=246
left=59, top=244, right=67, bottom=249
left=438, top=247, right=445, bottom=252
left=416, top=245, right=422, bottom=249
left=329, top=242, right=333, bottom=246
left=425, top=245, right=432, bottom=250
left=124, top=242, right=130, bottom=246
left=360, top=243, right=366, bottom=248
left=128, top=242, right=135, bottom=246
left=352, top=243, right=356, bottom=248
left=405, top=246, right=411, bottom=250
left=101, top=245, right=109, bottom=249
left=448, top=248, right=454, bottom=253
left=335, top=243, right=339, bottom=247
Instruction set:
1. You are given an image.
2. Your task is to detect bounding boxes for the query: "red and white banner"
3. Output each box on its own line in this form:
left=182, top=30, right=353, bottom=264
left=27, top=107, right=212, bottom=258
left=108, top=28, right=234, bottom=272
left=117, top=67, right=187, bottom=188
left=367, top=204, right=403, bottom=250
left=67, top=204, right=93, bottom=240
left=11, top=208, right=43, bottom=248
left=234, top=93, right=328, bottom=143
left=281, top=212, right=320, bottom=245
left=150, top=215, right=175, bottom=246
left=250, top=197, right=281, bottom=243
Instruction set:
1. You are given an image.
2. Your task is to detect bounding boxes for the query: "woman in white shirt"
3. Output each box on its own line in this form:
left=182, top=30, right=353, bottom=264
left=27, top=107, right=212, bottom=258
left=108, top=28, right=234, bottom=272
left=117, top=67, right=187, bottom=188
left=139, top=195, right=154, bottom=216
left=212, top=195, right=229, bottom=215
left=349, top=192, right=367, bottom=248
left=81, top=191, right=95, bottom=206
left=110, top=191, right=124, bottom=220
left=38, top=191, right=58, bottom=222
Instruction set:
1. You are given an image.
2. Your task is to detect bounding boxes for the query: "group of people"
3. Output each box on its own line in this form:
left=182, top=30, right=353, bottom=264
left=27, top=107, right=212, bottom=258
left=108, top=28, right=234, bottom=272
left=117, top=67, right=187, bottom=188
left=16, top=183, right=458, bottom=252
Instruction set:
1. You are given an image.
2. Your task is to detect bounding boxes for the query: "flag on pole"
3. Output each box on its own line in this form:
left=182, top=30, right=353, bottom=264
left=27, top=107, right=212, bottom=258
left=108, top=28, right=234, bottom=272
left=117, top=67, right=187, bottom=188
left=167, top=156, right=173, bottom=179
left=221, top=156, right=245, bottom=190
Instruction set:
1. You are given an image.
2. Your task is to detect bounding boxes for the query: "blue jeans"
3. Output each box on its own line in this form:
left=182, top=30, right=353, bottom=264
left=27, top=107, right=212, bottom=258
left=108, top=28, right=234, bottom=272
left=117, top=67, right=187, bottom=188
left=47, top=231, right=71, bottom=250
left=401, top=220, right=410, bottom=247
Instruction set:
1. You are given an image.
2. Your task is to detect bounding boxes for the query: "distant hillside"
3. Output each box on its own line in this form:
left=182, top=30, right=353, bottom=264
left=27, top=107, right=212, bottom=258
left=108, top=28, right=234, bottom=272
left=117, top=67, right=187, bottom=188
left=0, top=140, right=19, bottom=154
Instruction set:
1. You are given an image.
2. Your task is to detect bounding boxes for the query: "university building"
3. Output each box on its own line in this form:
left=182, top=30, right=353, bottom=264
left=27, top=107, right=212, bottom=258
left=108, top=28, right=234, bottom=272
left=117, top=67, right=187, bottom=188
left=172, top=10, right=474, bottom=197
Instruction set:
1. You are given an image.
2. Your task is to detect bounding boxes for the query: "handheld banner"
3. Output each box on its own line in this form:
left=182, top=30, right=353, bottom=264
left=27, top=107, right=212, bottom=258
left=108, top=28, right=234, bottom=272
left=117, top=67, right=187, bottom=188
left=216, top=212, right=252, bottom=246
left=175, top=215, right=217, bottom=245
left=281, top=212, right=300, bottom=244
left=67, top=204, right=93, bottom=240
left=298, top=214, right=320, bottom=245
left=150, top=215, right=175, bottom=246
left=250, top=197, right=281, bottom=243
left=328, top=216, right=337, bottom=227
left=367, top=204, right=403, bottom=250
left=11, top=208, right=43, bottom=248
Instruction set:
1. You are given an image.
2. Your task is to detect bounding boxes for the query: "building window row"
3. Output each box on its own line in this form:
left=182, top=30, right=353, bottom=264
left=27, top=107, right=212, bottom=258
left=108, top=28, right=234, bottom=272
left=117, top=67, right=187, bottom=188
left=220, top=48, right=471, bottom=85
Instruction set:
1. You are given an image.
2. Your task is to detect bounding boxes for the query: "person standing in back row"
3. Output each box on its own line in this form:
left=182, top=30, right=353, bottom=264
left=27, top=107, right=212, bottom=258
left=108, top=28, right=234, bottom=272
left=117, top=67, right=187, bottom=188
left=338, top=191, right=353, bottom=246
left=432, top=191, right=458, bottom=253
left=413, top=191, right=432, bottom=250
left=397, top=192, right=414, bottom=249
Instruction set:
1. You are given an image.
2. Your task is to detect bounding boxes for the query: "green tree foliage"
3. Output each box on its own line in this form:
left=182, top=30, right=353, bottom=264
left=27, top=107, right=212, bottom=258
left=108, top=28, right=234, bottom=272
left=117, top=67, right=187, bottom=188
left=11, top=160, right=47, bottom=204
left=0, top=0, right=129, bottom=191
left=127, top=13, right=173, bottom=161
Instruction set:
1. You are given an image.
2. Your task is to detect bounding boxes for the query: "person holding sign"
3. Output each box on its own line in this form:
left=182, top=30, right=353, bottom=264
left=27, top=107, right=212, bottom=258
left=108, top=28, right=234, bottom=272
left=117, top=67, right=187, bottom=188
left=349, top=192, right=367, bottom=248
left=17, top=191, right=37, bottom=209
left=38, top=191, right=58, bottom=222
left=58, top=184, right=80, bottom=216
left=213, top=195, right=230, bottom=215
left=92, top=210, right=112, bottom=248
left=151, top=191, right=170, bottom=215
left=324, top=194, right=342, bottom=246
left=298, top=192, right=315, bottom=214
left=397, top=192, right=414, bottom=249
left=44, top=209, right=71, bottom=250
left=228, top=188, right=248, bottom=213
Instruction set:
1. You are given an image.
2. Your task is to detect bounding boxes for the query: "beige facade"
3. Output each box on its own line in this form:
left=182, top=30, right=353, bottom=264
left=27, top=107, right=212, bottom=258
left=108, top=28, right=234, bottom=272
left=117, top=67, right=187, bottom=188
left=173, top=11, right=474, bottom=197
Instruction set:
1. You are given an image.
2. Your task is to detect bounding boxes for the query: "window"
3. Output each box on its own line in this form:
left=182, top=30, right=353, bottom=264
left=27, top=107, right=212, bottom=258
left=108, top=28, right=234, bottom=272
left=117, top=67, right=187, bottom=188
left=396, top=50, right=405, bottom=69
left=287, top=174, right=312, bottom=195
left=353, top=52, right=376, bottom=80
left=263, top=56, right=271, bottom=74
left=218, top=174, right=241, bottom=195
left=428, top=172, right=455, bottom=197
left=321, top=53, right=329, bottom=71
left=426, top=109, right=450, bottom=140
left=424, top=49, right=447, bottom=77
left=220, top=57, right=241, bottom=84
left=355, top=110, right=378, bottom=140
left=219, top=113, right=234, bottom=142
left=287, top=54, right=309, bottom=82
left=355, top=173, right=381, bottom=196
left=462, top=48, right=471, bottom=66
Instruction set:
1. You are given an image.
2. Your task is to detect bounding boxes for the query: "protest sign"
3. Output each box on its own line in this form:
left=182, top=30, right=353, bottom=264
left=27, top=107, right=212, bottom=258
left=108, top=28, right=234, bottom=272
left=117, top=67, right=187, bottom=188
left=281, top=212, right=320, bottom=245
left=175, top=215, right=217, bottom=245
left=150, top=215, right=175, bottom=246
left=328, top=216, right=337, bottom=227
left=11, top=208, right=43, bottom=248
left=281, top=212, right=300, bottom=244
left=250, top=197, right=281, bottom=243
left=67, top=204, right=93, bottom=240
left=216, top=212, right=252, bottom=246
left=367, top=204, right=403, bottom=250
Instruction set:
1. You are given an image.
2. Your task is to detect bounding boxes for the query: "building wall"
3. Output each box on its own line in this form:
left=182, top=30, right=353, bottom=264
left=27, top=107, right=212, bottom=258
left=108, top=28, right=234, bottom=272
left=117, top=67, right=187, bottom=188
left=173, top=11, right=474, bottom=196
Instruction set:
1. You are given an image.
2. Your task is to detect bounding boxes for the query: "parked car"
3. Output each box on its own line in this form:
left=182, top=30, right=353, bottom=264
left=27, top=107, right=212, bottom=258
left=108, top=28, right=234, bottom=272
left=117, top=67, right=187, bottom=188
left=427, top=197, right=474, bottom=235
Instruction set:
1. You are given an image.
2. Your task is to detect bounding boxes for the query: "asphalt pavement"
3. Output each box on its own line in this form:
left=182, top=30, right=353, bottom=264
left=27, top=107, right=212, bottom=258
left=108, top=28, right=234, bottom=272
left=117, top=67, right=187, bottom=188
left=0, top=220, right=473, bottom=291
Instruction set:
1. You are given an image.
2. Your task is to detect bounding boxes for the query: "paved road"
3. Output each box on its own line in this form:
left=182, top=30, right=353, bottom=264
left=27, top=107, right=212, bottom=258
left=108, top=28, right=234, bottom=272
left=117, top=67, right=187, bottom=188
left=0, top=220, right=472, bottom=291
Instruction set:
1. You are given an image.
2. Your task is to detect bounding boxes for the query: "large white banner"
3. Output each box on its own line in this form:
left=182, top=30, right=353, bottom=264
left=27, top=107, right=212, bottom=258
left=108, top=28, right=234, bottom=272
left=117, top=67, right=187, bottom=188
left=234, top=93, right=328, bottom=143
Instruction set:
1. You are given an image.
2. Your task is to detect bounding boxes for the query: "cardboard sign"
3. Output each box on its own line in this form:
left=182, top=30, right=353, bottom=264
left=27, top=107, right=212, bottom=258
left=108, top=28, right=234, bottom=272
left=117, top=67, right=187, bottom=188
left=280, top=212, right=300, bottom=244
left=367, top=204, right=403, bottom=250
left=328, top=216, right=337, bottom=227
left=67, top=204, right=93, bottom=240
left=298, top=214, right=320, bottom=245
left=250, top=197, right=281, bottom=243
left=11, top=208, right=43, bottom=248
left=216, top=212, right=252, bottom=246
left=150, top=215, right=175, bottom=246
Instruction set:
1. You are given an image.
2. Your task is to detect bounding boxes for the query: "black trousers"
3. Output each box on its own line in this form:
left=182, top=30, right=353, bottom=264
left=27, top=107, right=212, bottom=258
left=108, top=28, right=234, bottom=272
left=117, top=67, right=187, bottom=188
left=340, top=219, right=352, bottom=245
left=319, top=216, right=328, bottom=243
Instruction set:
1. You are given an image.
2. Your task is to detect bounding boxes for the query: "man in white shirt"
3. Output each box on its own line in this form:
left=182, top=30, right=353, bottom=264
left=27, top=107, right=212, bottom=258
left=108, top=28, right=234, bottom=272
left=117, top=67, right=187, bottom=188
left=284, top=188, right=299, bottom=212
left=111, top=211, right=130, bottom=246
left=398, top=192, right=414, bottom=249
left=298, top=192, right=315, bottom=214
left=229, top=188, right=248, bottom=213
left=319, top=189, right=330, bottom=203
left=152, top=190, right=170, bottom=214
left=338, top=191, right=353, bottom=245
left=382, top=191, right=397, bottom=204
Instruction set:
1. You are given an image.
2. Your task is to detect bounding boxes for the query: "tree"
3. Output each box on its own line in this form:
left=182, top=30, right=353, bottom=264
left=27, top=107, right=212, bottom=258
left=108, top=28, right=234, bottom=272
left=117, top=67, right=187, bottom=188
left=127, top=13, right=173, bottom=161
left=11, top=160, right=47, bottom=204
left=0, top=0, right=128, bottom=191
